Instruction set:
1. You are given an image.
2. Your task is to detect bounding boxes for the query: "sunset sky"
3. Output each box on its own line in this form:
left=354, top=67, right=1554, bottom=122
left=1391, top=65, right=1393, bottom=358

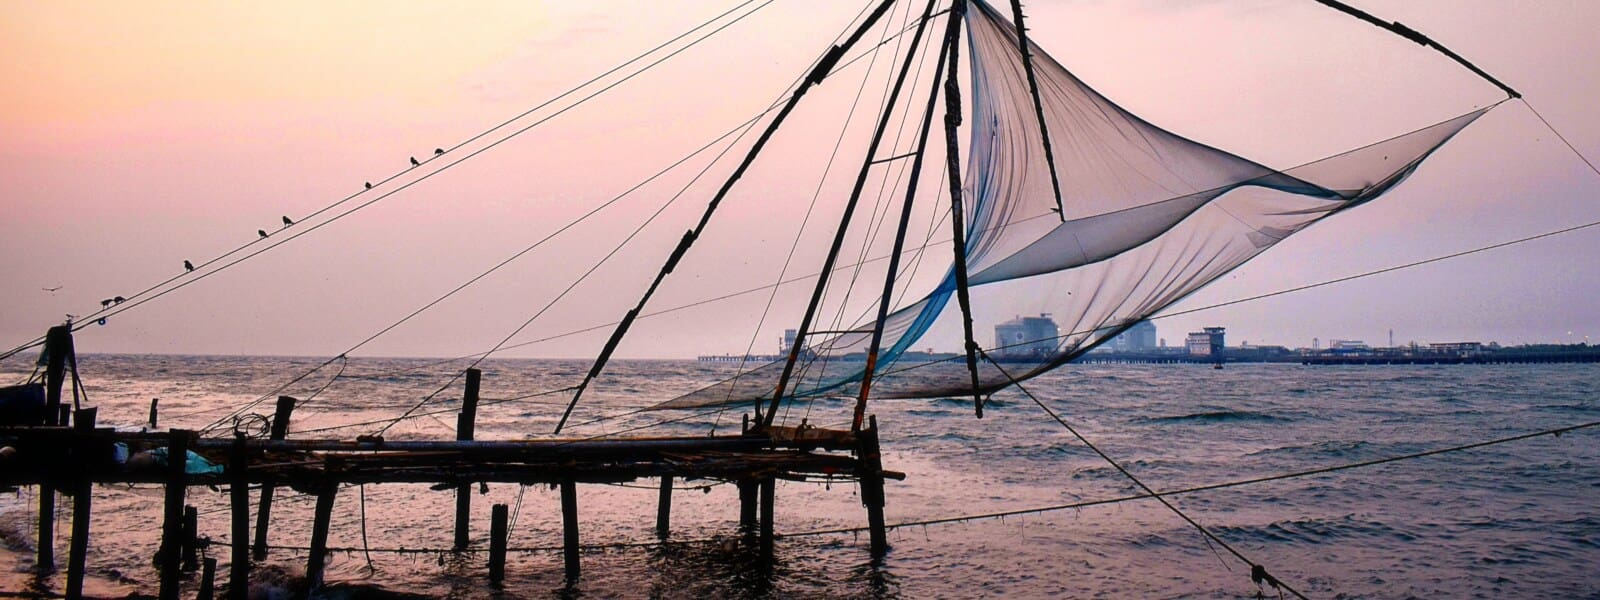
left=2, top=0, right=1596, bottom=359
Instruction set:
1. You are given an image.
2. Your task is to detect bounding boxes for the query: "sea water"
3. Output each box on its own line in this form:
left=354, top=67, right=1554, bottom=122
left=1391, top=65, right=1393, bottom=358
left=1, top=355, right=1596, bottom=598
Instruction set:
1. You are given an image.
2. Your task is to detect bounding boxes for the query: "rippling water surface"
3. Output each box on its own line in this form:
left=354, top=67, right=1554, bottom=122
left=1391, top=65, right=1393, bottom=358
left=2, top=355, right=1597, bottom=598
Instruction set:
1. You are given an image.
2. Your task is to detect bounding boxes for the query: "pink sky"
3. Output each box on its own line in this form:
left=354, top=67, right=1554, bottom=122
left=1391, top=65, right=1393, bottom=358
left=2, top=0, right=1597, bottom=358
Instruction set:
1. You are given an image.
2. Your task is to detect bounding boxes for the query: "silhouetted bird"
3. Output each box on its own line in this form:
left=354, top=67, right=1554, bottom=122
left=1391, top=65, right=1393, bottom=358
left=183, top=260, right=195, bottom=272
left=365, top=182, right=373, bottom=190
left=113, top=296, right=126, bottom=304
left=410, top=157, right=420, bottom=167
left=258, top=229, right=269, bottom=239
left=282, top=216, right=294, bottom=226
left=101, top=298, right=114, bottom=308
left=434, top=148, right=444, bottom=155
left=41, top=286, right=62, bottom=292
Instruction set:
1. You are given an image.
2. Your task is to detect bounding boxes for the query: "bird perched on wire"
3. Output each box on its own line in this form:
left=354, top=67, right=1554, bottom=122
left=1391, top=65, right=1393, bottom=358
left=364, top=182, right=373, bottom=190
left=434, top=148, right=444, bottom=156
left=258, top=229, right=269, bottom=239
left=410, top=156, right=420, bottom=167
left=113, top=296, right=126, bottom=304
left=101, top=298, right=114, bottom=308
left=282, top=216, right=294, bottom=226
left=183, top=260, right=195, bottom=272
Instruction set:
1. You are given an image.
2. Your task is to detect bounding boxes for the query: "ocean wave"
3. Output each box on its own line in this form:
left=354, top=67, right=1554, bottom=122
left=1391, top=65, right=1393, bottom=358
left=1134, top=410, right=1289, bottom=425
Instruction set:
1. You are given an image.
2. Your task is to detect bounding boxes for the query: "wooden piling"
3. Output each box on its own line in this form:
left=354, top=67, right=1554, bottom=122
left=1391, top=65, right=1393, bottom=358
left=655, top=475, right=673, bottom=538
left=487, top=503, right=508, bottom=585
left=454, top=369, right=480, bottom=551
left=859, top=415, right=889, bottom=559
left=758, top=477, right=775, bottom=561
left=64, top=481, right=90, bottom=600
left=738, top=479, right=757, bottom=531
left=148, top=398, right=159, bottom=429
left=251, top=396, right=295, bottom=560
left=158, top=430, right=190, bottom=600
left=182, top=508, right=199, bottom=572
left=182, top=505, right=199, bottom=572
left=65, top=409, right=96, bottom=599
left=198, top=557, right=217, bottom=600
left=306, top=482, right=338, bottom=590
left=37, top=484, right=54, bottom=571
left=227, top=434, right=249, bottom=600
left=560, top=479, right=579, bottom=581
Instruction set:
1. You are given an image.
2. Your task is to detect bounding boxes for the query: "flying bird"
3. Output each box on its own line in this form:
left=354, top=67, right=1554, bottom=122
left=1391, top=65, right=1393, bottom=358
left=365, top=182, right=373, bottom=190
left=42, top=286, right=62, bottom=292
left=410, top=157, right=420, bottom=167
left=258, top=229, right=269, bottom=239
left=282, top=216, right=294, bottom=226
left=184, top=260, right=195, bottom=272
left=434, top=148, right=444, bottom=155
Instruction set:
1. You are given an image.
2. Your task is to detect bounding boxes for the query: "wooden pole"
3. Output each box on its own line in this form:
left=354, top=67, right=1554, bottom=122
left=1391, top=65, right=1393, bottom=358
left=655, top=475, right=673, bottom=538
left=37, top=484, right=54, bottom=571
left=738, top=479, right=757, bottom=531
left=182, top=505, right=199, bottom=572
left=859, top=415, right=888, bottom=559
left=157, top=430, right=189, bottom=600
left=454, top=369, right=480, bottom=551
left=758, top=477, right=775, bottom=561
left=36, top=325, right=71, bottom=572
left=148, top=398, right=159, bottom=429
left=227, top=434, right=249, bottom=600
left=65, top=408, right=96, bottom=600
left=305, top=482, right=337, bottom=590
left=560, top=479, right=579, bottom=581
left=487, top=503, right=508, bottom=585
left=198, top=557, right=217, bottom=600
left=251, top=396, right=295, bottom=560
left=64, top=481, right=90, bottom=600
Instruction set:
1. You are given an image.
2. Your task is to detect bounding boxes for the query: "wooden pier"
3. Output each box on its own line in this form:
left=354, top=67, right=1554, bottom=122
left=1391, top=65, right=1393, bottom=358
left=0, top=328, right=902, bottom=598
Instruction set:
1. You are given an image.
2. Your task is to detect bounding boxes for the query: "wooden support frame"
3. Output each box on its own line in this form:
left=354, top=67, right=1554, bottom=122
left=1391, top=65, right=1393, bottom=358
left=227, top=435, right=250, bottom=600
left=454, top=368, right=480, bottom=551
left=157, top=430, right=189, bottom=600
left=252, top=395, right=295, bottom=560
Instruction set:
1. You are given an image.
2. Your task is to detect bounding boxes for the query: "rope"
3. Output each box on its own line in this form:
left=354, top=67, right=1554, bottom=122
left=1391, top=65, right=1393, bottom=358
left=980, top=349, right=1311, bottom=599
left=1523, top=99, right=1600, bottom=180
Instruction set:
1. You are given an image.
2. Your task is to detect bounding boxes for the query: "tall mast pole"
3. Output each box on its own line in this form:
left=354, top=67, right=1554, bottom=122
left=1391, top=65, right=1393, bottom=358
left=550, top=0, right=903, bottom=434
left=851, top=2, right=963, bottom=433
left=937, top=0, right=986, bottom=417
left=1007, top=0, right=1067, bottom=221
left=763, top=0, right=942, bottom=428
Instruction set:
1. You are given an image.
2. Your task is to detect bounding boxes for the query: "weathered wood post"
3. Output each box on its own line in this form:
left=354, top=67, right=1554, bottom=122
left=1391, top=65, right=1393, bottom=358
left=738, top=479, right=757, bottom=531
left=487, top=503, right=508, bottom=585
left=453, top=368, right=480, bottom=551
left=560, top=479, right=580, bottom=581
left=36, top=325, right=74, bottom=572
left=181, top=505, right=199, bottom=571
left=859, top=415, right=889, bottom=559
left=157, top=430, right=190, bottom=600
left=227, top=434, right=249, bottom=600
left=198, top=557, right=217, bottom=600
left=64, top=408, right=96, bottom=600
left=758, top=477, right=775, bottom=561
left=305, top=480, right=338, bottom=590
left=148, top=398, right=159, bottom=429
left=655, top=475, right=673, bottom=538
left=37, top=482, right=54, bottom=572
left=251, top=395, right=295, bottom=560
